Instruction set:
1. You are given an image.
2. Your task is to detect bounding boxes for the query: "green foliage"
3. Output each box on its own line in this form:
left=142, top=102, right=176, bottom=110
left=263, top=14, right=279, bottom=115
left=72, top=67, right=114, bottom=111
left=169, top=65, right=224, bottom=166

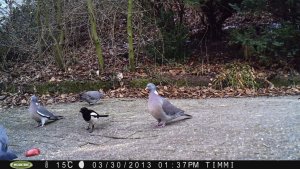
left=144, top=1, right=190, bottom=64
left=148, top=19, right=189, bottom=63
left=5, top=81, right=112, bottom=95
left=213, top=63, right=257, bottom=89
left=267, top=24, right=300, bottom=59
left=184, top=0, right=199, bottom=6
left=161, top=23, right=189, bottom=62
left=36, top=81, right=112, bottom=94
left=229, top=24, right=300, bottom=64
left=129, top=78, right=149, bottom=88
left=0, top=1, right=37, bottom=62
left=268, top=0, right=300, bottom=25
left=229, top=27, right=267, bottom=60
left=270, top=75, right=300, bottom=87
left=230, top=0, right=267, bottom=12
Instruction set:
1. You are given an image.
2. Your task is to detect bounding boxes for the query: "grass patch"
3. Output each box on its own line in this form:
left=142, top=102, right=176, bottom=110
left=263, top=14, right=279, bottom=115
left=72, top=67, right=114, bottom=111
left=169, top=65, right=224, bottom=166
left=270, top=76, right=300, bottom=87
left=5, top=81, right=112, bottom=95
left=213, top=62, right=258, bottom=89
left=36, top=81, right=112, bottom=94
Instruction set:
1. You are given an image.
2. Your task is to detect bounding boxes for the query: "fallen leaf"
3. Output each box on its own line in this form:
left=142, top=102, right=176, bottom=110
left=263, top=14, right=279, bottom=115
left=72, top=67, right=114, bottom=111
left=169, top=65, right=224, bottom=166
left=46, top=99, right=54, bottom=104
left=49, top=77, right=56, bottom=82
left=61, top=94, right=67, bottom=99
left=21, top=99, right=27, bottom=104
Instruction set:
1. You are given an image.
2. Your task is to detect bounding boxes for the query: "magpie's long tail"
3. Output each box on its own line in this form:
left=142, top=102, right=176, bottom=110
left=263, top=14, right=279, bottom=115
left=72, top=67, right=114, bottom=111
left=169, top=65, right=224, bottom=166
left=97, top=114, right=109, bottom=118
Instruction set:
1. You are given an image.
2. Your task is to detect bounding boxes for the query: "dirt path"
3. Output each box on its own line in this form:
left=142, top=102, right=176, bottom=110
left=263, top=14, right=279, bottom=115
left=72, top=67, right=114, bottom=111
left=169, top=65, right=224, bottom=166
left=0, top=96, right=299, bottom=160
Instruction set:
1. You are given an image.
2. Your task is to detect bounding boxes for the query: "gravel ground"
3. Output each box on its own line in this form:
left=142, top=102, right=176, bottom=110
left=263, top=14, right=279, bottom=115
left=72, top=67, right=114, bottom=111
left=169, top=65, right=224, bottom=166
left=0, top=96, right=299, bottom=160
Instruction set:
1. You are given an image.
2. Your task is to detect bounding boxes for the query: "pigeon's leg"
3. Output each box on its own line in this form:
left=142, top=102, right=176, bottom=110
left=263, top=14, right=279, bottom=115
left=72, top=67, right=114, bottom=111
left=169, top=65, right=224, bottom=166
left=155, top=119, right=166, bottom=128
left=35, top=122, right=42, bottom=128
left=154, top=119, right=161, bottom=127
left=40, top=118, right=47, bottom=127
left=157, top=120, right=166, bottom=127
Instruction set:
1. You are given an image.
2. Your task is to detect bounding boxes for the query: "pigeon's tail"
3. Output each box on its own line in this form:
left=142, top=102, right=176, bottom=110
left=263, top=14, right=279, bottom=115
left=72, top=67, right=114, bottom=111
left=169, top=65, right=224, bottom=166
left=51, top=115, right=64, bottom=120
left=79, top=93, right=87, bottom=100
left=182, top=113, right=192, bottom=118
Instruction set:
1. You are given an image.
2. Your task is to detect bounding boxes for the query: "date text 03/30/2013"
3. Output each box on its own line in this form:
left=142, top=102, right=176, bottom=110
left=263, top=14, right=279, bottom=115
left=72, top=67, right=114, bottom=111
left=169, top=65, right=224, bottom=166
left=54, top=161, right=234, bottom=169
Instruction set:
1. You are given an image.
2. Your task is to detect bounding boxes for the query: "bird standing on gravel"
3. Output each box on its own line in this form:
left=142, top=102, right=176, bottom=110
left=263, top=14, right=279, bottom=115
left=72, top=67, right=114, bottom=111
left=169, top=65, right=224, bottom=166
left=145, top=83, right=192, bottom=127
left=80, top=107, right=109, bottom=133
left=28, top=95, right=64, bottom=127
left=0, top=125, right=17, bottom=160
left=79, top=91, right=104, bottom=105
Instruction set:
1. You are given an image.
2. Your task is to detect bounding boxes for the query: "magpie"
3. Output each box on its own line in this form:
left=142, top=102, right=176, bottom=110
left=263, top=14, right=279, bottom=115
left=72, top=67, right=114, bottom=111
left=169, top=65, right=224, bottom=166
left=79, top=107, right=109, bottom=133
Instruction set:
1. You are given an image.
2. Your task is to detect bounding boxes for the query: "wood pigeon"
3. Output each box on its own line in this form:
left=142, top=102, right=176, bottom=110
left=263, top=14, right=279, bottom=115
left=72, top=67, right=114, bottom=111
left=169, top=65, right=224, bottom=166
left=28, top=95, right=64, bottom=127
left=0, top=125, right=17, bottom=160
left=145, top=83, right=192, bottom=127
left=79, top=91, right=104, bottom=105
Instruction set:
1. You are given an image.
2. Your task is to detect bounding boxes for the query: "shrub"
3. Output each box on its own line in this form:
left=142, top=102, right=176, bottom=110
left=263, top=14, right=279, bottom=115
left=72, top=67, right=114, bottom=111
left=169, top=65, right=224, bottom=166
left=229, top=23, right=300, bottom=65
left=146, top=19, right=189, bottom=63
left=143, top=1, right=190, bottom=64
left=213, top=62, right=257, bottom=89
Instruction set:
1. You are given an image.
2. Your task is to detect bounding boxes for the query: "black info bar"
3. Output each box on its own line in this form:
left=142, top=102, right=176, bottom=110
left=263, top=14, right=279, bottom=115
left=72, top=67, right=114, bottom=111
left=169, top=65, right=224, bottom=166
left=1, top=160, right=298, bottom=169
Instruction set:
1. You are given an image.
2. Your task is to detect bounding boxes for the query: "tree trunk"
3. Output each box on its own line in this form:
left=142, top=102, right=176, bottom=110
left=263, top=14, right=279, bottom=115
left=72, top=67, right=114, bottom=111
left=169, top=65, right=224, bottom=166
left=53, top=0, right=65, bottom=70
left=127, top=0, right=135, bottom=71
left=36, top=0, right=42, bottom=59
left=87, top=0, right=104, bottom=72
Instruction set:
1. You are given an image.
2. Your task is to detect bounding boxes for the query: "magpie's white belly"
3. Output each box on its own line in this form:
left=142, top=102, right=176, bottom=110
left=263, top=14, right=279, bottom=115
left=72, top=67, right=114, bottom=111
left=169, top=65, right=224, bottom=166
left=87, top=116, right=98, bottom=125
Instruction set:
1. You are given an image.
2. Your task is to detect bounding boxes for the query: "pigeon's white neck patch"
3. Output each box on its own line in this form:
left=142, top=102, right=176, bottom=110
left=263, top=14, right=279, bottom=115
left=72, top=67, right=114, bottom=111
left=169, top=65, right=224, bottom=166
left=154, top=90, right=159, bottom=95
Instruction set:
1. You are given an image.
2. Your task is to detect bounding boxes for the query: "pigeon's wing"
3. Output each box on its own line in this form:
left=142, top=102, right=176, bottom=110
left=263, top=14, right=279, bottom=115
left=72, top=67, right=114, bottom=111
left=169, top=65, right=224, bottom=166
left=86, top=91, right=103, bottom=100
left=80, top=92, right=95, bottom=102
left=36, top=106, right=56, bottom=118
left=161, top=98, right=185, bottom=116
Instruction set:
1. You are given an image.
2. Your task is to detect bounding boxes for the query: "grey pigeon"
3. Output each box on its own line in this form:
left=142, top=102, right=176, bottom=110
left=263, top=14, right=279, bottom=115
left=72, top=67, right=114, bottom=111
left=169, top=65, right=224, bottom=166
left=28, top=95, right=64, bottom=127
left=80, top=107, right=109, bottom=133
left=145, top=83, right=192, bottom=127
left=0, top=125, right=17, bottom=160
left=79, top=91, right=104, bottom=105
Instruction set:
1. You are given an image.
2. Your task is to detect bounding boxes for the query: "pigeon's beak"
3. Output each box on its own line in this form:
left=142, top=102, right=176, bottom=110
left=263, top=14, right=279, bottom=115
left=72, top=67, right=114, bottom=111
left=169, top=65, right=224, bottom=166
left=145, top=87, right=149, bottom=91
